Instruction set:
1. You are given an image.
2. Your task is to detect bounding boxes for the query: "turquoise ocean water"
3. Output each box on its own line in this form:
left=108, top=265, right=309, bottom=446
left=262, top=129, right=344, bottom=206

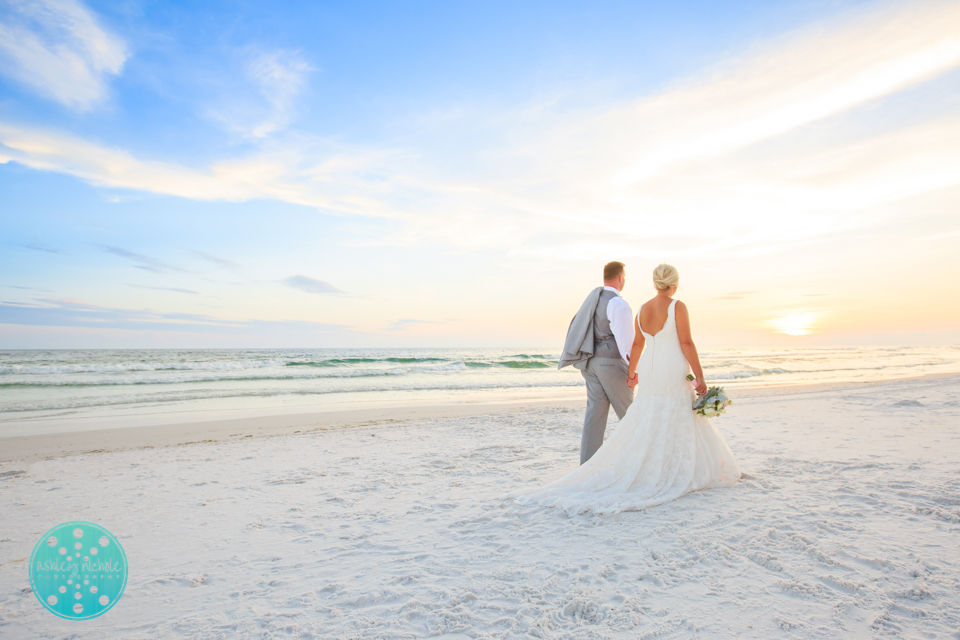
left=1, top=346, right=958, bottom=434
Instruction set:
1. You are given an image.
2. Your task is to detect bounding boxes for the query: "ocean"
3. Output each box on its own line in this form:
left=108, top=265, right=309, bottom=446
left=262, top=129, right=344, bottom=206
left=1, top=346, right=958, bottom=434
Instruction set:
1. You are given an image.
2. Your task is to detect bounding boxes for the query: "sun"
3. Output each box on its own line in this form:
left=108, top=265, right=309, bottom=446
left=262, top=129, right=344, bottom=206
left=771, top=313, right=817, bottom=336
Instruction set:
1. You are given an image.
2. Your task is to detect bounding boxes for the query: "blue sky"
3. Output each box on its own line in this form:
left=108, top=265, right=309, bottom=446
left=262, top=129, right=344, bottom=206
left=1, top=0, right=959, bottom=348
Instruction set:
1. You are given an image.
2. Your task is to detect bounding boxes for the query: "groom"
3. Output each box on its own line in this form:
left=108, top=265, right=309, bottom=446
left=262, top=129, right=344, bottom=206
left=558, top=261, right=636, bottom=464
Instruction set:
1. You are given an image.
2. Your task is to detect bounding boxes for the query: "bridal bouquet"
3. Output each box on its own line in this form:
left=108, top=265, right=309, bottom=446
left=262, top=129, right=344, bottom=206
left=686, top=375, right=731, bottom=417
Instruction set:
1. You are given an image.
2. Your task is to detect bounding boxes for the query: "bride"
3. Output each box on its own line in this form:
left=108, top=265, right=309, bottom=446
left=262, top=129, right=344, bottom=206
left=507, top=264, right=740, bottom=515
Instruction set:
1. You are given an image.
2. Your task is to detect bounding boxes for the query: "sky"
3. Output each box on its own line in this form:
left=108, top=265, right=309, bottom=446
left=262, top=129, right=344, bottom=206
left=1, top=0, right=959, bottom=349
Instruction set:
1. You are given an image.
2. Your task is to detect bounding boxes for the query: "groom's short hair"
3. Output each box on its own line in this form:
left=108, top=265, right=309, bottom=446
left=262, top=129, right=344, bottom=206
left=603, top=261, right=625, bottom=281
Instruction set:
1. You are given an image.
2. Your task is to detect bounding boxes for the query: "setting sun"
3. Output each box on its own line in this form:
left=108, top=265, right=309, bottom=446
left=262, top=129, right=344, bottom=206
left=771, top=313, right=818, bottom=336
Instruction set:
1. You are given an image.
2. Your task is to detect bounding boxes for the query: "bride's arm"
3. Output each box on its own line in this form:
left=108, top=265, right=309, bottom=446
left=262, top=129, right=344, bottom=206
left=626, top=313, right=645, bottom=388
left=676, top=301, right=708, bottom=396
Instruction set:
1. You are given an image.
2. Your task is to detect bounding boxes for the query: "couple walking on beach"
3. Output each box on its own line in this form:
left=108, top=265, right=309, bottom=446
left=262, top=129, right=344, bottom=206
left=506, top=262, right=740, bottom=515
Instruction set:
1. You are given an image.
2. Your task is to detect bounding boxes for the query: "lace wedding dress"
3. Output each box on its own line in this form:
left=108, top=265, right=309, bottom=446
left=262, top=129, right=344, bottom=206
left=507, top=299, right=740, bottom=515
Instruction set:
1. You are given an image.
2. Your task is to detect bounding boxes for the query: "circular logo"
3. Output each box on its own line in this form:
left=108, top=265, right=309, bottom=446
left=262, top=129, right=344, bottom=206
left=29, top=521, right=127, bottom=620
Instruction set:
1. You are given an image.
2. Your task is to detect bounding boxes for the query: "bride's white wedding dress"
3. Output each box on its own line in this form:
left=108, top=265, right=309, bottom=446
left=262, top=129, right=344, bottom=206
left=507, top=299, right=740, bottom=515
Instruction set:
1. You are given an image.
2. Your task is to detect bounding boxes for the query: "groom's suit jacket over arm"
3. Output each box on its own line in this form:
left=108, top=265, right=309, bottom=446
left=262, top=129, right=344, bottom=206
left=558, top=287, right=603, bottom=371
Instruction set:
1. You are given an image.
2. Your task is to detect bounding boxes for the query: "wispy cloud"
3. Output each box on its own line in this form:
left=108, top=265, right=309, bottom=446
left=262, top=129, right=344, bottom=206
left=98, top=245, right=188, bottom=273
left=916, top=228, right=960, bottom=241
left=191, top=249, right=243, bottom=271
left=385, top=319, right=434, bottom=331
left=384, top=318, right=459, bottom=331
left=283, top=275, right=345, bottom=295
left=2, top=285, right=51, bottom=292
left=128, top=284, right=200, bottom=295
left=0, top=298, right=351, bottom=334
left=209, top=49, right=313, bottom=138
left=713, top=291, right=759, bottom=300
left=18, top=243, right=62, bottom=254
left=0, top=122, right=392, bottom=213
left=246, top=49, right=312, bottom=137
left=0, top=0, right=127, bottom=109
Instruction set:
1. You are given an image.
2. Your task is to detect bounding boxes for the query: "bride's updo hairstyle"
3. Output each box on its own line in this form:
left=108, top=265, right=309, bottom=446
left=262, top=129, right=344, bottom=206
left=653, top=263, right=679, bottom=291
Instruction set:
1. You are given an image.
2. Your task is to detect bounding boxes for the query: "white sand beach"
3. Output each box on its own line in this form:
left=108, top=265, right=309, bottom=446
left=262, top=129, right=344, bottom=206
left=1, top=375, right=959, bottom=639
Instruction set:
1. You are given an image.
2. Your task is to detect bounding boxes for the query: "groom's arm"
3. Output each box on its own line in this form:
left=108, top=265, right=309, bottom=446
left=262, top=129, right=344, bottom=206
left=607, top=297, right=635, bottom=362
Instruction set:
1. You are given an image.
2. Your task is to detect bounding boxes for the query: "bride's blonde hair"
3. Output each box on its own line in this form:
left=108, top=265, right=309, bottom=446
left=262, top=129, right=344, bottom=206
left=653, top=263, right=679, bottom=291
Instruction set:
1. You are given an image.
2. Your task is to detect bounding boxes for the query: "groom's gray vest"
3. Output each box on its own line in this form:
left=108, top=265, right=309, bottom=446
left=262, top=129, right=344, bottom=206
left=592, top=288, right=622, bottom=361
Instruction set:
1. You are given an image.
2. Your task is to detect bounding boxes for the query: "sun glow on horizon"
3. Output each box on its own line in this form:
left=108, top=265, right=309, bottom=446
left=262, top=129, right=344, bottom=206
left=771, top=313, right=818, bottom=336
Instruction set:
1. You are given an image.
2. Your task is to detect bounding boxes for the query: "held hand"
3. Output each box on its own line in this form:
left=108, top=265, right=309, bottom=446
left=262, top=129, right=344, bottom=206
left=626, top=372, right=638, bottom=389
left=694, top=378, right=708, bottom=396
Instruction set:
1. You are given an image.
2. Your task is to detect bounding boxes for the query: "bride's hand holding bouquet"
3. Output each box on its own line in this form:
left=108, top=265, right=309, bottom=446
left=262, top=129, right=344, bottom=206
left=686, top=374, right=732, bottom=417
left=687, top=372, right=707, bottom=396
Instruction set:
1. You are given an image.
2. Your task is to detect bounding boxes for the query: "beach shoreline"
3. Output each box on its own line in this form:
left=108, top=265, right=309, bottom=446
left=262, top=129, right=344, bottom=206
left=3, top=371, right=957, bottom=464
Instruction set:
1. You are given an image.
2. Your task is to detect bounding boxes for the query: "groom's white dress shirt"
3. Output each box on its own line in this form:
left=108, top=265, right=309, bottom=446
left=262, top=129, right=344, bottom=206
left=603, top=285, right=635, bottom=362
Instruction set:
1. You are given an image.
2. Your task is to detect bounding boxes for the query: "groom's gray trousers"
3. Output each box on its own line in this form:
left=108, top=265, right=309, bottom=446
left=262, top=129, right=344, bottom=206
left=580, top=356, right=634, bottom=464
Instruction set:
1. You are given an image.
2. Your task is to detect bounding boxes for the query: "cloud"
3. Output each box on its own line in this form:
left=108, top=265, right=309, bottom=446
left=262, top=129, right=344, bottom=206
left=713, top=292, right=759, bottom=300
left=246, top=49, right=312, bottom=137
left=385, top=319, right=435, bottom=331
left=609, top=13, right=960, bottom=187
left=98, top=245, right=188, bottom=273
left=0, top=297, right=350, bottom=334
left=128, top=284, right=199, bottom=295
left=283, top=275, right=345, bottom=295
left=191, top=250, right=243, bottom=271
left=18, top=243, right=62, bottom=254
left=0, top=122, right=394, bottom=214
left=916, top=228, right=960, bottom=241
left=384, top=318, right=460, bottom=331
left=2, top=285, right=51, bottom=292
left=209, top=49, right=313, bottom=138
left=0, top=0, right=128, bottom=109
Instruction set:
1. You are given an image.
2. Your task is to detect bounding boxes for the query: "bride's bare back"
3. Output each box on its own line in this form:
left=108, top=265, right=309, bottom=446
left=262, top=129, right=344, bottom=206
left=629, top=289, right=705, bottom=396
left=638, top=295, right=674, bottom=337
